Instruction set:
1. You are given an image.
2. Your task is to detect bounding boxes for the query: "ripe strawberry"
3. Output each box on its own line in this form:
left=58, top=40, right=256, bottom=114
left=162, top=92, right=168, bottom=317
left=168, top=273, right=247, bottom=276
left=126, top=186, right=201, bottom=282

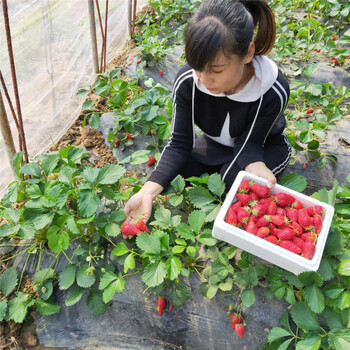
left=251, top=202, right=267, bottom=217
left=156, top=296, right=165, bottom=316
left=292, top=236, right=304, bottom=250
left=266, top=201, right=277, bottom=215
left=136, top=60, right=141, bottom=64
left=256, top=215, right=270, bottom=228
left=147, top=156, right=156, bottom=166
left=285, top=208, right=298, bottom=223
left=332, top=59, right=338, bottom=66
left=238, top=180, right=250, bottom=193
left=312, top=215, right=323, bottom=234
left=226, top=206, right=238, bottom=226
left=236, top=193, right=251, bottom=206
left=264, top=235, right=277, bottom=244
left=289, top=221, right=303, bottom=236
left=126, top=133, right=132, bottom=140
left=114, top=139, right=120, bottom=147
left=231, top=201, right=242, bottom=212
left=250, top=183, right=270, bottom=198
left=249, top=191, right=259, bottom=201
left=135, top=220, right=149, bottom=233
left=267, top=214, right=286, bottom=227
left=307, top=205, right=324, bottom=217
left=121, top=224, right=141, bottom=236
left=235, top=323, right=245, bottom=338
left=306, top=108, right=313, bottom=114
left=301, top=231, right=317, bottom=242
left=257, top=226, right=270, bottom=238
left=298, top=208, right=311, bottom=229
left=159, top=70, right=164, bottom=76
left=277, top=227, right=296, bottom=240
left=230, top=313, right=242, bottom=329
left=332, top=35, right=337, bottom=41
left=244, top=218, right=257, bottom=235
left=303, top=162, right=308, bottom=169
left=303, top=240, right=316, bottom=259
left=316, top=49, right=321, bottom=53
left=236, top=207, right=250, bottom=224
left=291, top=200, right=304, bottom=210
left=274, top=192, right=295, bottom=206
left=279, top=240, right=302, bottom=255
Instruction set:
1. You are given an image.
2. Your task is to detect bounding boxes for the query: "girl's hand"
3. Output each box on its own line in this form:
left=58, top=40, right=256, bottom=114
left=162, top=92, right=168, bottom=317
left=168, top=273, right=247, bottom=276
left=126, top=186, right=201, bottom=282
left=244, top=161, right=276, bottom=188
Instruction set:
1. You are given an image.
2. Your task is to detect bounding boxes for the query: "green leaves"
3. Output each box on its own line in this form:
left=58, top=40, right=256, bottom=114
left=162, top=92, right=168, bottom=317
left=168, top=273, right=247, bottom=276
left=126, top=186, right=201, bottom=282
left=8, top=292, right=35, bottom=323
left=141, top=261, right=167, bottom=287
left=59, top=264, right=76, bottom=290
left=46, top=225, right=69, bottom=253
left=76, top=264, right=96, bottom=288
left=136, top=232, right=161, bottom=255
left=279, top=173, right=307, bottom=192
left=0, top=267, right=18, bottom=296
left=99, top=272, right=125, bottom=303
left=290, top=302, right=320, bottom=330
left=78, top=189, right=101, bottom=217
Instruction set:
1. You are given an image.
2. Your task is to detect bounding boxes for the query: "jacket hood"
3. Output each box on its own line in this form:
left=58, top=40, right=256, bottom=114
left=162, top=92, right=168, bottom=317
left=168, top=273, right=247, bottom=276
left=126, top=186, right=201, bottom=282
left=193, top=55, right=278, bottom=102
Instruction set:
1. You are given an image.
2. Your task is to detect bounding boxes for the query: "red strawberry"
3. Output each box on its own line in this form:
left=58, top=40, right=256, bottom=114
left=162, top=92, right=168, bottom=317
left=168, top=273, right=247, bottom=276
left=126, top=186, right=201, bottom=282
left=231, top=201, right=242, bottom=212
left=312, top=215, right=323, bottom=234
left=292, top=236, right=304, bottom=250
left=156, top=296, right=165, bottom=316
left=306, top=108, right=313, bottom=114
left=303, top=162, right=308, bottom=169
left=236, top=193, right=251, bottom=206
left=230, top=313, right=242, bottom=329
left=285, top=208, right=298, bottom=223
left=289, top=221, right=303, bottom=236
left=316, top=49, right=321, bottom=53
left=307, top=205, right=324, bottom=217
left=266, top=201, right=277, bottom=215
left=303, top=240, right=316, bottom=259
left=135, top=220, right=149, bottom=233
left=274, top=193, right=296, bottom=206
left=251, top=202, right=267, bottom=217
left=257, top=226, right=270, bottom=238
left=249, top=191, right=259, bottom=201
left=277, top=227, right=296, bottom=240
left=279, top=240, right=302, bottom=255
left=114, top=139, right=120, bottom=147
left=268, top=214, right=286, bottom=227
left=291, top=200, right=304, bottom=210
left=256, top=215, right=270, bottom=228
left=147, top=156, right=156, bottom=166
left=126, top=133, right=132, bottom=140
left=244, top=218, right=258, bottom=235
left=332, top=35, right=337, bottom=41
left=250, top=184, right=270, bottom=198
left=159, top=70, right=164, bottom=76
left=332, top=59, right=338, bottom=66
left=264, top=235, right=277, bottom=244
left=298, top=208, right=312, bottom=229
left=136, top=60, right=141, bottom=64
left=301, top=231, right=317, bottom=242
left=226, top=206, right=238, bottom=226
left=121, top=224, right=141, bottom=237
left=235, top=323, right=245, bottom=338
left=236, top=207, right=250, bottom=224
left=238, top=180, right=250, bottom=193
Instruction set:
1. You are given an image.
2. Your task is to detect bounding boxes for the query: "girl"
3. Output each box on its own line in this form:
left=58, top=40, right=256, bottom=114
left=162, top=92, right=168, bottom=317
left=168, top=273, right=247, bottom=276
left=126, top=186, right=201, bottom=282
left=124, top=0, right=291, bottom=227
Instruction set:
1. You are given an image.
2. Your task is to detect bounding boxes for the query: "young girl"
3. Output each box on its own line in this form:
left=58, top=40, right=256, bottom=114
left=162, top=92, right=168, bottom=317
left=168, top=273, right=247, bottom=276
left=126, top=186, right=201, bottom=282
left=124, top=0, right=291, bottom=227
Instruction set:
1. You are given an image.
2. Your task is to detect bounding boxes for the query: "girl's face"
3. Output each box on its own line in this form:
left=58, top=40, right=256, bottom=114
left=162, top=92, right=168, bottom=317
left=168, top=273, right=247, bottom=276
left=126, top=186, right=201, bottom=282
left=194, top=43, right=255, bottom=95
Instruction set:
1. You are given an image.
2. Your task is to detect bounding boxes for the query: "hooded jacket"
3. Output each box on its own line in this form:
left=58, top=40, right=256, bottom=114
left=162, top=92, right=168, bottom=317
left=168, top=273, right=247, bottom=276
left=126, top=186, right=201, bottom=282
left=148, top=56, right=290, bottom=189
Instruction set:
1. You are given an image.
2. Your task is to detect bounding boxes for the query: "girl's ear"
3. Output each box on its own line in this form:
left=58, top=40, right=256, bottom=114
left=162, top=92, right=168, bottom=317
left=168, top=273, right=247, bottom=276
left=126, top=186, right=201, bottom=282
left=243, top=42, right=255, bottom=64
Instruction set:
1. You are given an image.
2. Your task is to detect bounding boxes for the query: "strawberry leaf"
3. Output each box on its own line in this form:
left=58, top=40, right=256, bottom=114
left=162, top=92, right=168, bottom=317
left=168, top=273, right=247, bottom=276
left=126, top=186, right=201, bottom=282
left=96, top=164, right=125, bottom=185
left=268, top=327, right=292, bottom=343
left=304, top=284, right=325, bottom=313
left=8, top=292, right=35, bottom=323
left=0, top=300, right=8, bottom=321
left=65, top=284, right=84, bottom=306
left=87, top=290, right=107, bottom=315
left=36, top=298, right=61, bottom=316
left=59, top=264, right=76, bottom=290
left=136, top=232, right=161, bottom=255
left=188, top=210, right=205, bottom=234
left=295, top=336, right=321, bottom=350
left=241, top=288, right=255, bottom=308
left=76, top=264, right=96, bottom=288
left=141, top=261, right=166, bottom=287
left=208, top=173, right=225, bottom=197
left=165, top=256, right=182, bottom=280
left=0, top=267, right=18, bottom=297
left=279, top=173, right=307, bottom=192
left=77, top=190, right=101, bottom=217
left=290, top=302, right=320, bottom=330
left=124, top=253, right=136, bottom=273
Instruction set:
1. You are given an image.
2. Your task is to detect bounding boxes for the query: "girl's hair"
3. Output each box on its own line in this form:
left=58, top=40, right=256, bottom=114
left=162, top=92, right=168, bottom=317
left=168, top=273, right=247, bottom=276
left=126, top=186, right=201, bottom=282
left=184, top=0, right=276, bottom=71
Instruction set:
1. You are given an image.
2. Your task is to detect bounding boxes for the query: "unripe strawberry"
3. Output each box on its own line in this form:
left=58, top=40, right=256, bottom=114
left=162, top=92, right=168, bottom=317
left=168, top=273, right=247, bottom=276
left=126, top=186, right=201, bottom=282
left=147, top=156, right=156, bottom=166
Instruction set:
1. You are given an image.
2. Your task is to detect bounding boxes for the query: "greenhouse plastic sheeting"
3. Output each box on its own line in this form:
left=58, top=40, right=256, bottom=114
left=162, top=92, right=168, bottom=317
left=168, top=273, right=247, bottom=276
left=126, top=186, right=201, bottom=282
left=0, top=0, right=144, bottom=196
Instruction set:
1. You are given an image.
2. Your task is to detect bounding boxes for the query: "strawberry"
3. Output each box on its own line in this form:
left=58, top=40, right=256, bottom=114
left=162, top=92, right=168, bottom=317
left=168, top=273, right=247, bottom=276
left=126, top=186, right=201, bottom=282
left=257, top=226, right=270, bottom=238
left=168, top=301, right=174, bottom=312
left=136, top=60, right=141, bottom=64
left=249, top=191, right=259, bottom=201
left=156, top=296, right=165, bottom=316
left=256, top=215, right=270, bottom=228
left=332, top=59, right=338, bottom=66
left=236, top=207, right=250, bottom=224
left=264, top=235, right=277, bottom=244
left=292, top=236, right=304, bottom=250
left=306, top=108, right=313, bottom=114
left=301, top=231, right=317, bottom=242
left=266, top=201, right=277, bottom=215
left=332, top=35, right=337, bottom=41
left=121, top=224, right=141, bottom=236
left=230, top=313, right=242, bottom=329
left=159, top=70, right=164, bottom=76
left=274, top=192, right=296, bottom=206
left=277, top=227, right=296, bottom=240
left=244, top=218, right=258, bottom=235
left=307, top=205, right=324, bottom=217
left=235, top=323, right=245, bottom=338
left=251, top=201, right=267, bottom=217
left=316, top=49, right=321, bottom=53
left=289, top=221, right=303, bottom=236
left=303, top=162, right=308, bottom=169
left=135, top=220, right=149, bottom=233
left=231, top=201, right=242, bottom=212
left=279, top=240, right=302, bottom=255
left=285, top=208, right=298, bottom=223
left=250, top=183, right=270, bottom=198
left=126, top=133, right=132, bottom=140
left=298, top=208, right=312, bottom=229
left=267, top=214, right=286, bottom=227
left=226, top=206, right=238, bottom=226
left=291, top=200, right=304, bottom=210
left=312, top=215, right=323, bottom=234
left=303, top=240, right=316, bottom=260
left=238, top=180, right=250, bottom=193
left=236, top=193, right=251, bottom=206
left=114, top=139, right=120, bottom=147
left=147, top=156, right=156, bottom=166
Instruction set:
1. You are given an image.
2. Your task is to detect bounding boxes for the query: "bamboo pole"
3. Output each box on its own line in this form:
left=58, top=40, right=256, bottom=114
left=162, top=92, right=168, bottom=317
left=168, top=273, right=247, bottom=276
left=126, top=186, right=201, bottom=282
left=88, top=0, right=99, bottom=73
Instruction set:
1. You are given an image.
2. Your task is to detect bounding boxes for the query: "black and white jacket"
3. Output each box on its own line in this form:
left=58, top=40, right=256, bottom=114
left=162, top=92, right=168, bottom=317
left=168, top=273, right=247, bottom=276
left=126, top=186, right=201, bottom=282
left=148, top=56, right=290, bottom=189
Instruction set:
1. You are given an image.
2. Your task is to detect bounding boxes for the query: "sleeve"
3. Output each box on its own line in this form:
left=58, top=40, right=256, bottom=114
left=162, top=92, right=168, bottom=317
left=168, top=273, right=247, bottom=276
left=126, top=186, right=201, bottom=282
left=147, top=66, right=195, bottom=189
left=234, top=74, right=290, bottom=170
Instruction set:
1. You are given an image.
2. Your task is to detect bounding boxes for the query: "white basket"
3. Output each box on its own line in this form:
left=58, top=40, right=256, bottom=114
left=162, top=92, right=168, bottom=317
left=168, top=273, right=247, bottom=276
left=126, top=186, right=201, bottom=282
left=212, top=171, right=335, bottom=275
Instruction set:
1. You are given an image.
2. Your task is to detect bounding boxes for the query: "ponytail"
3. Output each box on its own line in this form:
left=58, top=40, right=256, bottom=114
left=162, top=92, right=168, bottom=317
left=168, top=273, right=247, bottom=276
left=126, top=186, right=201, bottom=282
left=242, top=0, right=276, bottom=55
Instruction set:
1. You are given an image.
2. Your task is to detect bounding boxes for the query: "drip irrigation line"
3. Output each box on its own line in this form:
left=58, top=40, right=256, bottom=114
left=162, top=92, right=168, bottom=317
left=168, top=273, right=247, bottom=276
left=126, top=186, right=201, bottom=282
left=2, top=0, right=28, bottom=163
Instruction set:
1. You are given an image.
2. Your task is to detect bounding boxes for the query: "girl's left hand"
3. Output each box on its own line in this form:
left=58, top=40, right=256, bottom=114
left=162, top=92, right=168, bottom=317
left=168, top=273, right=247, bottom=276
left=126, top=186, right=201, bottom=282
left=244, top=161, right=276, bottom=188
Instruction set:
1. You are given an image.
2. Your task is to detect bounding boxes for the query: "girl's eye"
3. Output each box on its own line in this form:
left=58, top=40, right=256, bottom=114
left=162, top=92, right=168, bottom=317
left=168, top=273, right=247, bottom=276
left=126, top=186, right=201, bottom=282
left=212, top=70, right=224, bottom=74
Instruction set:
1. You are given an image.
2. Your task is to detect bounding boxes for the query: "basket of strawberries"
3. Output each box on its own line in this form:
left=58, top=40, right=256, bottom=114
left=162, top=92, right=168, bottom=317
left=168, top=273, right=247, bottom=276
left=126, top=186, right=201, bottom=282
left=212, top=171, right=334, bottom=275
